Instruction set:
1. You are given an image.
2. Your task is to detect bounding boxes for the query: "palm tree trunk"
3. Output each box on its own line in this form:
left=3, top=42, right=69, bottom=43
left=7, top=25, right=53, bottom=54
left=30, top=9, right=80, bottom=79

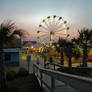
left=68, top=57, right=72, bottom=67
left=60, top=48, right=64, bottom=65
left=0, top=44, right=6, bottom=92
left=82, top=43, right=88, bottom=67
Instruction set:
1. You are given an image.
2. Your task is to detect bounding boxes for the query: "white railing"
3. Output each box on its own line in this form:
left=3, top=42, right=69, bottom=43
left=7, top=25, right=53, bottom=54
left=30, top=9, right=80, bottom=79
left=33, top=64, right=92, bottom=92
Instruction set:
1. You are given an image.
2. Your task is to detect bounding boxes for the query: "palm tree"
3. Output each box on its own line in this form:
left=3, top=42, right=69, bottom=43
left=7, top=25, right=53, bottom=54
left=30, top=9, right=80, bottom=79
left=72, top=44, right=81, bottom=59
left=64, top=40, right=73, bottom=67
left=57, top=38, right=73, bottom=67
left=72, top=28, right=92, bottom=67
left=57, top=38, right=66, bottom=65
left=0, top=20, right=24, bottom=91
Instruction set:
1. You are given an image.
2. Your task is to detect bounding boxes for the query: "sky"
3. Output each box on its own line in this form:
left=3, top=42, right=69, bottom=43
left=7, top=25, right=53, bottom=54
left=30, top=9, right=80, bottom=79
left=0, top=0, right=92, bottom=40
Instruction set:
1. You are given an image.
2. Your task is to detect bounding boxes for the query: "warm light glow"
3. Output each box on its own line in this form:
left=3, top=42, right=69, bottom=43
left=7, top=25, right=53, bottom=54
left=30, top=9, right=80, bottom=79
left=31, top=46, right=34, bottom=48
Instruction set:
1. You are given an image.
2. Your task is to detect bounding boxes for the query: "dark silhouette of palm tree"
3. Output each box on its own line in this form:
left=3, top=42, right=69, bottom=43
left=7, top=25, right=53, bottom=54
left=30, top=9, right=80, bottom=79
left=0, top=20, right=24, bottom=91
left=64, top=40, right=73, bottom=67
left=72, top=44, right=81, bottom=59
left=72, top=28, right=92, bottom=67
left=57, top=38, right=66, bottom=65
left=56, top=38, right=73, bottom=67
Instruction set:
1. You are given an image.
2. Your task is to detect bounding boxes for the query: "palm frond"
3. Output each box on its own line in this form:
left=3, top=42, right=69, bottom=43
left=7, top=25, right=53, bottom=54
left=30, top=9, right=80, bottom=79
left=10, top=29, right=23, bottom=38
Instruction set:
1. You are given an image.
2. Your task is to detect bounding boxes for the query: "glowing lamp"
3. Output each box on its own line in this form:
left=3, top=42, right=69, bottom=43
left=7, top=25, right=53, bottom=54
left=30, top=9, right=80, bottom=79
left=37, top=30, right=40, bottom=33
left=64, top=21, right=67, bottom=24
left=53, top=15, right=56, bottom=18
left=67, top=34, right=70, bottom=37
left=37, top=36, right=40, bottom=39
left=31, top=46, right=34, bottom=48
left=42, top=19, right=46, bottom=23
left=47, top=16, right=50, bottom=19
left=59, top=17, right=62, bottom=20
left=39, top=24, right=42, bottom=27
left=67, top=27, right=69, bottom=30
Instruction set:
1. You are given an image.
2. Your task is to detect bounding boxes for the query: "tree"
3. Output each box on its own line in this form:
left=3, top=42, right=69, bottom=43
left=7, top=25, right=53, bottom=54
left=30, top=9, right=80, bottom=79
left=57, top=38, right=66, bottom=65
left=64, top=40, right=73, bottom=67
left=0, top=20, right=24, bottom=91
left=56, top=38, right=73, bottom=67
left=72, top=45, right=81, bottom=59
left=72, top=28, right=92, bottom=67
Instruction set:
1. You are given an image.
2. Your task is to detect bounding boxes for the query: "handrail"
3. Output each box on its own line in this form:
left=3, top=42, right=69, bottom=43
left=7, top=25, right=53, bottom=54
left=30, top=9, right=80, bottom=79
left=45, top=63, right=92, bottom=76
left=33, top=64, right=92, bottom=92
left=46, top=63, right=92, bottom=69
left=33, top=64, right=54, bottom=92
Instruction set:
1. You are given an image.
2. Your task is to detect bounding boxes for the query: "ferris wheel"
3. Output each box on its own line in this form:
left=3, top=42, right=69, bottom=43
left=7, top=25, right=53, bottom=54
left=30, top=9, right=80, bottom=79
left=37, top=15, right=69, bottom=43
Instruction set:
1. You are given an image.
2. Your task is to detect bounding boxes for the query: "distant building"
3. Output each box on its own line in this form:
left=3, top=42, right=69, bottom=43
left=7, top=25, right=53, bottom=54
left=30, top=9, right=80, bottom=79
left=28, top=43, right=41, bottom=52
left=21, top=39, right=41, bottom=52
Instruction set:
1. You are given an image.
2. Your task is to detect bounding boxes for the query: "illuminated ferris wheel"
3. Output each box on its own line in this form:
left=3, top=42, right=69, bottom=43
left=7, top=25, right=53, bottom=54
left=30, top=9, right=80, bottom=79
left=37, top=15, right=69, bottom=43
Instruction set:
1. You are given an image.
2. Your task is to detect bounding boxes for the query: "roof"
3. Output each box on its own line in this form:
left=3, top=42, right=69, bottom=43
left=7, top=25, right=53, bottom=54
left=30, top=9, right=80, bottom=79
left=3, top=48, right=27, bottom=53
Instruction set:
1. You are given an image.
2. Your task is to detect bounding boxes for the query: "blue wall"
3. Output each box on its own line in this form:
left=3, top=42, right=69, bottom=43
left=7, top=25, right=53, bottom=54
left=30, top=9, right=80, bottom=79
left=5, top=52, right=20, bottom=67
left=11, top=53, right=19, bottom=62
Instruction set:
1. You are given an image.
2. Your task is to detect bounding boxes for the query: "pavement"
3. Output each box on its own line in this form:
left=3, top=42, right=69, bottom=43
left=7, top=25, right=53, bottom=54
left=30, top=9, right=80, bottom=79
left=42, top=74, right=79, bottom=92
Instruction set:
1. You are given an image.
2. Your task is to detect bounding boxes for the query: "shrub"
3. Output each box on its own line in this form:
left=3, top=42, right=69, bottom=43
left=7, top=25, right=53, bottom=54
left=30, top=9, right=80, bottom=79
left=6, top=70, right=17, bottom=80
left=6, top=86, right=20, bottom=92
left=17, top=68, right=28, bottom=77
left=76, top=64, right=83, bottom=67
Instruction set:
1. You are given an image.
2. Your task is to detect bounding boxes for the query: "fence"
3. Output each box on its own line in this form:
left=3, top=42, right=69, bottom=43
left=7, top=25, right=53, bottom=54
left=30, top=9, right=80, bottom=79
left=47, top=63, right=92, bottom=75
left=33, top=64, right=92, bottom=92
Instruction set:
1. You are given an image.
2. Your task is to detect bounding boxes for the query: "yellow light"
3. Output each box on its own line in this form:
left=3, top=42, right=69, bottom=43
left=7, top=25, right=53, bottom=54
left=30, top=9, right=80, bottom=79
left=42, top=19, right=46, bottom=23
left=31, top=46, right=34, bottom=48
left=64, top=21, right=67, bottom=24
left=21, top=55, right=27, bottom=60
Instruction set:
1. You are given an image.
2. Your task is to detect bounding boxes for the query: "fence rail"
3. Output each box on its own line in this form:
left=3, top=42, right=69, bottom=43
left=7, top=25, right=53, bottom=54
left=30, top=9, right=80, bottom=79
left=33, top=64, right=92, bottom=92
left=47, top=63, right=92, bottom=75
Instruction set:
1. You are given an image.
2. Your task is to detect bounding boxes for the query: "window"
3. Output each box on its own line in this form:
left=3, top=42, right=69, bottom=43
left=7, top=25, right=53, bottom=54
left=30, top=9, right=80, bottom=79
left=5, top=54, right=11, bottom=61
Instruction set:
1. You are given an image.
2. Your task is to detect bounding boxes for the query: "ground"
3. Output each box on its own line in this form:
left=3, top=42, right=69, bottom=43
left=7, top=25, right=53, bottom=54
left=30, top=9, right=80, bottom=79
left=6, top=74, right=44, bottom=92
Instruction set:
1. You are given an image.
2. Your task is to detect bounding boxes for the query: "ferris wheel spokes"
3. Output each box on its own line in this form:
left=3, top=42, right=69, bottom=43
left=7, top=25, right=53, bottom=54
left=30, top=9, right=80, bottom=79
left=54, top=25, right=64, bottom=32
left=54, top=28, right=66, bottom=33
left=55, top=18, right=62, bottom=25
left=39, top=29, right=49, bottom=33
left=39, top=34, right=49, bottom=37
left=55, top=22, right=65, bottom=30
left=37, top=15, right=69, bottom=43
left=40, top=26, right=50, bottom=32
left=46, top=20, right=55, bottom=32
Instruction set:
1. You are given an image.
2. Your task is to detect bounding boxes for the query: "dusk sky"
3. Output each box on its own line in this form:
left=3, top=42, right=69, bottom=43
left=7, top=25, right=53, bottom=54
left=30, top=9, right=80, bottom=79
left=0, top=0, right=92, bottom=39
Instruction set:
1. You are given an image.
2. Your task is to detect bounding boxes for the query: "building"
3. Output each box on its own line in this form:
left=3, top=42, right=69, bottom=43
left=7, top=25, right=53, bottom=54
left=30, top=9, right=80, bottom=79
left=3, top=48, right=27, bottom=67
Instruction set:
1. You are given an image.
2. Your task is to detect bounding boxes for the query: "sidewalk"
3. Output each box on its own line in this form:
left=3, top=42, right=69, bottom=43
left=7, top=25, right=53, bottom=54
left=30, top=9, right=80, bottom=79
left=42, top=73, right=79, bottom=92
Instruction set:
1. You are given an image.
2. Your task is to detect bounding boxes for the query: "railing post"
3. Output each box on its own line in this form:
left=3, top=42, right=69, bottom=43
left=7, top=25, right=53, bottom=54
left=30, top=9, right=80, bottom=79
left=33, top=64, right=35, bottom=74
left=40, top=71, right=43, bottom=87
left=51, top=77, right=55, bottom=91
left=54, top=64, right=55, bottom=70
